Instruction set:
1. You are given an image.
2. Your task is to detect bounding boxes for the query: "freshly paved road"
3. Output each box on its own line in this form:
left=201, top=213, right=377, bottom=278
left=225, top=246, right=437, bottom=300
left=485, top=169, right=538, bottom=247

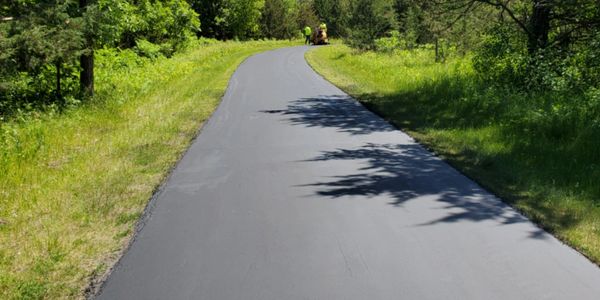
left=96, top=46, right=600, bottom=299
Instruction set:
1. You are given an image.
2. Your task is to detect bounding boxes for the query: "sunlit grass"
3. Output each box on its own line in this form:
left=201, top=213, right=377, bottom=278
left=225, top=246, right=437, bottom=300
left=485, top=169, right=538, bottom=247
left=307, top=44, right=600, bottom=264
left=0, top=39, right=296, bottom=299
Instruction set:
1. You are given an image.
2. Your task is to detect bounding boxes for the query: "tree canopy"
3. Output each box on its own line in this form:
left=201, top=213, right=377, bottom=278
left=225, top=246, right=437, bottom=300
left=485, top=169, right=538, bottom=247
left=2, top=0, right=599, bottom=116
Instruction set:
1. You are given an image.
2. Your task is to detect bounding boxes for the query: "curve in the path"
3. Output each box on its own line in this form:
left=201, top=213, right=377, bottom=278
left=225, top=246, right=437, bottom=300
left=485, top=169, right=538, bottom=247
left=96, top=46, right=600, bottom=300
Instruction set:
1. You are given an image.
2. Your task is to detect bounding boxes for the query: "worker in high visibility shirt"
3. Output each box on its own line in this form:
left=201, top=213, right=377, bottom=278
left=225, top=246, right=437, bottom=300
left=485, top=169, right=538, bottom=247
left=303, top=26, right=312, bottom=45
left=319, top=23, right=327, bottom=31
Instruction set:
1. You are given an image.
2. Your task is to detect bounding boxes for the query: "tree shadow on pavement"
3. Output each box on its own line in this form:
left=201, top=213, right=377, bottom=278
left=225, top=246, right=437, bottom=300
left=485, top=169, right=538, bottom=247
left=261, top=95, right=395, bottom=135
left=301, top=143, right=547, bottom=236
left=262, top=94, right=548, bottom=239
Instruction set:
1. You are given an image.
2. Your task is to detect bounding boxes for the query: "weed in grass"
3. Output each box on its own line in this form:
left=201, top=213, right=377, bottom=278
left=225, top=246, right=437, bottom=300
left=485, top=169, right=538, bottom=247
left=16, top=280, right=47, bottom=300
left=306, top=44, right=600, bottom=264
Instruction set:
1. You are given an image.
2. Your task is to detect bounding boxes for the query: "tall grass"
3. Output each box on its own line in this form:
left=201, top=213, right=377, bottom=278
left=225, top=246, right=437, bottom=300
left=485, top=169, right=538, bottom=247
left=0, top=39, right=296, bottom=299
left=307, top=45, right=600, bottom=264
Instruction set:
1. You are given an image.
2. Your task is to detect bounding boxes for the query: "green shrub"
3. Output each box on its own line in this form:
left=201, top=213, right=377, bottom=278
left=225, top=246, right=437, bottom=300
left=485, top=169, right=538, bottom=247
left=374, top=30, right=404, bottom=53
left=117, top=0, right=200, bottom=49
left=472, top=25, right=528, bottom=85
left=346, top=0, right=396, bottom=50
left=134, top=39, right=164, bottom=59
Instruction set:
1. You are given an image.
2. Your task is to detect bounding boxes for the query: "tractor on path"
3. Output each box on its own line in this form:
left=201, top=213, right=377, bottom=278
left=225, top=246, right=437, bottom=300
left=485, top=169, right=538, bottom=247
left=311, top=23, right=329, bottom=45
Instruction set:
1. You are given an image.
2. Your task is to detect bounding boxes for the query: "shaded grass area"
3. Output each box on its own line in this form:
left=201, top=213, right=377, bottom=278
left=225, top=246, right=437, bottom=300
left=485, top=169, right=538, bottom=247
left=306, top=45, right=600, bottom=264
left=0, top=39, right=296, bottom=299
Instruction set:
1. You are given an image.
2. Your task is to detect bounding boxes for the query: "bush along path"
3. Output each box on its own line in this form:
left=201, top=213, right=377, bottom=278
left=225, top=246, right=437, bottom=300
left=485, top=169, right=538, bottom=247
left=0, top=39, right=295, bottom=299
left=306, top=44, right=600, bottom=266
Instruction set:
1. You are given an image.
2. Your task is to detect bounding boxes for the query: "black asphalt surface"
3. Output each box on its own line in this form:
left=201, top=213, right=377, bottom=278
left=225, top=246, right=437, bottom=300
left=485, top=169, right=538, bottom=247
left=96, top=46, right=600, bottom=299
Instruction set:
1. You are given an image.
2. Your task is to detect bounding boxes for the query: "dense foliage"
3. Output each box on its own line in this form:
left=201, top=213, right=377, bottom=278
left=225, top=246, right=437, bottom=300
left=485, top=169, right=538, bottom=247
left=337, top=0, right=600, bottom=129
left=261, top=0, right=299, bottom=39
left=3, top=0, right=599, bottom=118
left=0, top=0, right=199, bottom=116
left=1, top=1, right=85, bottom=111
left=0, top=0, right=323, bottom=116
left=346, top=0, right=396, bottom=50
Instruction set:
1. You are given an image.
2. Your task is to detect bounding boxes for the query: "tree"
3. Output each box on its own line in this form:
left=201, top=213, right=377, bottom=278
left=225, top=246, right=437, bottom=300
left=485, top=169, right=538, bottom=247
left=261, top=0, right=298, bottom=39
left=77, top=0, right=199, bottom=95
left=432, top=0, right=600, bottom=54
left=113, top=0, right=199, bottom=50
left=296, top=0, right=319, bottom=29
left=80, top=0, right=93, bottom=96
left=1, top=0, right=200, bottom=107
left=0, top=0, right=84, bottom=98
left=313, top=0, right=350, bottom=37
left=188, top=0, right=227, bottom=39
left=221, top=0, right=265, bottom=39
left=393, top=1, right=434, bottom=46
left=190, top=0, right=264, bottom=40
left=346, top=0, right=397, bottom=50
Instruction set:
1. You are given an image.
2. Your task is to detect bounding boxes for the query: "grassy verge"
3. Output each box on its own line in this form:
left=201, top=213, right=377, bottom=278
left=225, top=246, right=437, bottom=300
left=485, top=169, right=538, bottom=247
left=306, top=45, right=600, bottom=264
left=0, top=39, right=296, bottom=299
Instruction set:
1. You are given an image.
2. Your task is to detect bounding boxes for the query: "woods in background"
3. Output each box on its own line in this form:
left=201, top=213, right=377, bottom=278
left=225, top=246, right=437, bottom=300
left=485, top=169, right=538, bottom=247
left=1, top=0, right=199, bottom=113
left=1, top=0, right=599, bottom=117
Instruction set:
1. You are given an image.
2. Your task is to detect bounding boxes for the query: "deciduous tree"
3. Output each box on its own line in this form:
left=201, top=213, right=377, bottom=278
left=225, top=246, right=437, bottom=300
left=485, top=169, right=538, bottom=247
left=346, top=0, right=397, bottom=50
left=261, top=0, right=298, bottom=39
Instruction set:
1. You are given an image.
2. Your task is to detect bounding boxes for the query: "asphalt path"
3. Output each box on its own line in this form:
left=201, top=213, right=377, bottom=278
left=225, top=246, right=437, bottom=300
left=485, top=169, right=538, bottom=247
left=96, top=46, right=600, bottom=299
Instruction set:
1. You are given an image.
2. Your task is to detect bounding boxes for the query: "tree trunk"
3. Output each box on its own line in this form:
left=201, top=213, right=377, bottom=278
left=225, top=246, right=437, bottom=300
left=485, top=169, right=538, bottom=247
left=460, top=17, right=467, bottom=56
left=79, top=0, right=94, bottom=96
left=435, top=37, right=440, bottom=62
left=528, top=0, right=551, bottom=54
left=80, top=51, right=94, bottom=96
left=56, top=62, right=61, bottom=99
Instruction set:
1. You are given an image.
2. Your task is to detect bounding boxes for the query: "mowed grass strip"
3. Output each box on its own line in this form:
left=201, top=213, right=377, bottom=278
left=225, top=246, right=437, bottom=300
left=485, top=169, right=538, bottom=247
left=0, top=40, right=295, bottom=299
left=306, top=45, right=600, bottom=264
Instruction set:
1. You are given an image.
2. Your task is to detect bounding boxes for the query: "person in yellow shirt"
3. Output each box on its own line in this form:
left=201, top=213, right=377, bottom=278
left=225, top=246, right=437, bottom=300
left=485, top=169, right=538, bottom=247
left=303, top=26, right=312, bottom=45
left=319, top=23, right=327, bottom=32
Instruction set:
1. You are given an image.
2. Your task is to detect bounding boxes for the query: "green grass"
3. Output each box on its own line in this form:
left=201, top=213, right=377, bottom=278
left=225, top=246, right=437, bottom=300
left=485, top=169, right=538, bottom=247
left=306, top=44, right=600, bottom=264
left=0, top=39, right=297, bottom=299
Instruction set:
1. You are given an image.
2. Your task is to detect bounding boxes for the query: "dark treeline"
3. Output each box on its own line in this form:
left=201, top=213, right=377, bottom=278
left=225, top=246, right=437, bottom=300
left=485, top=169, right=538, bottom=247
left=1, top=0, right=599, bottom=117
